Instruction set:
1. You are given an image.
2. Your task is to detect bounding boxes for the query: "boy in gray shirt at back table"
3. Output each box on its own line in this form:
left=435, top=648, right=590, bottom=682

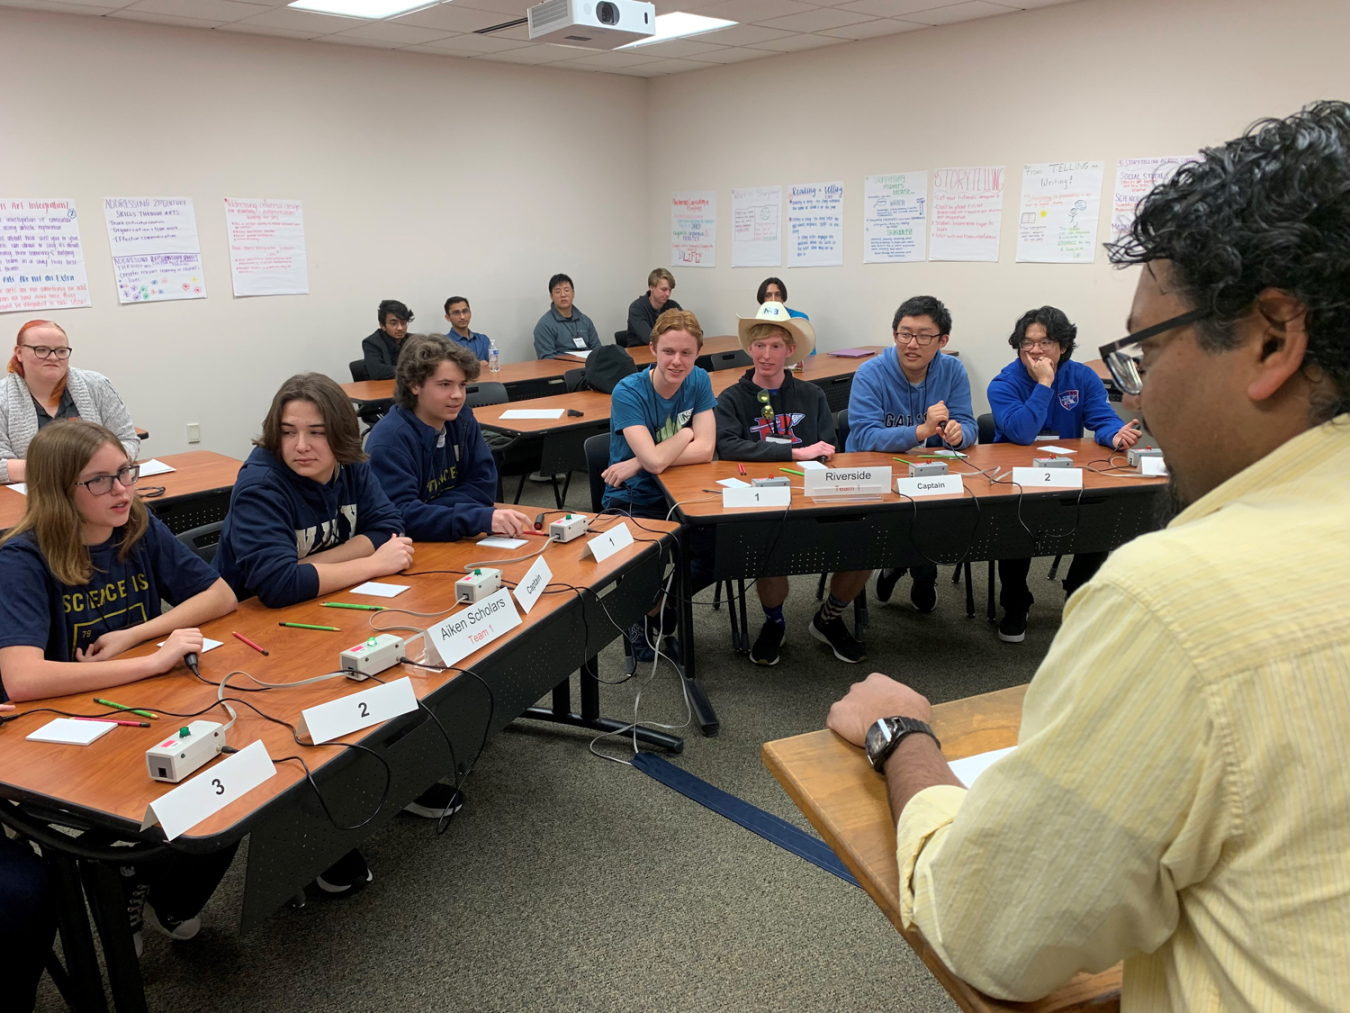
left=533, top=273, right=601, bottom=359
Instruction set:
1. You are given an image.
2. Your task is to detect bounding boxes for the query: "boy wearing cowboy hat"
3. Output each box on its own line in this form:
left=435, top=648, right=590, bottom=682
left=713, top=303, right=871, bottom=665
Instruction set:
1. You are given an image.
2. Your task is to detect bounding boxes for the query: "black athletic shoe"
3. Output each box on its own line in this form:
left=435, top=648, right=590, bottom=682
left=750, top=622, right=784, bottom=666
left=809, top=610, right=867, bottom=664
left=316, top=849, right=373, bottom=895
left=875, top=567, right=905, bottom=602
left=998, top=606, right=1029, bottom=643
left=910, top=579, right=937, bottom=613
left=403, top=783, right=464, bottom=819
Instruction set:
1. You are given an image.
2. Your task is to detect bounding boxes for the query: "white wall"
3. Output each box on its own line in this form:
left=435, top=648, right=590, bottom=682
left=645, top=0, right=1350, bottom=413
left=0, top=9, right=648, bottom=458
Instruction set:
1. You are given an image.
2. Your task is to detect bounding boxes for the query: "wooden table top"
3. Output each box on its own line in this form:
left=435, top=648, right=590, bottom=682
left=341, top=358, right=576, bottom=403
left=475, top=390, right=614, bottom=435
left=617, top=334, right=741, bottom=366
left=657, top=438, right=1164, bottom=522
left=0, top=450, right=242, bottom=531
left=1083, top=358, right=1115, bottom=386
left=762, top=685, right=1121, bottom=1013
left=0, top=515, right=677, bottom=843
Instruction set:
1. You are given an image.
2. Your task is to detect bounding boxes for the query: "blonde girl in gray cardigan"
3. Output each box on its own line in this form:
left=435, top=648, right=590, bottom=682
left=2, top=320, right=138, bottom=484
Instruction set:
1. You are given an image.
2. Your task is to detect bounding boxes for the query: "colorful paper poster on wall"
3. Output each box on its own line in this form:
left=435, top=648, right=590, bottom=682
left=1016, top=161, right=1104, bottom=264
left=731, top=186, right=781, bottom=268
left=929, top=167, right=1004, bottom=262
left=103, top=197, right=206, bottom=305
left=788, top=181, right=844, bottom=268
left=671, top=191, right=716, bottom=267
left=223, top=198, right=309, bottom=297
left=1110, top=156, right=1199, bottom=244
left=863, top=171, right=927, bottom=264
left=0, top=198, right=91, bottom=314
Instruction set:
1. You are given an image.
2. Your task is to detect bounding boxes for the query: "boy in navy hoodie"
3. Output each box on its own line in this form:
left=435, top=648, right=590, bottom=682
left=987, top=306, right=1142, bottom=643
left=846, top=295, right=976, bottom=612
left=366, top=334, right=531, bottom=541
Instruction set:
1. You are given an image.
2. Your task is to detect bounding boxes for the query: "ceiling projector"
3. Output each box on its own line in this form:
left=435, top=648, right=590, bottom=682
left=527, top=0, right=656, bottom=49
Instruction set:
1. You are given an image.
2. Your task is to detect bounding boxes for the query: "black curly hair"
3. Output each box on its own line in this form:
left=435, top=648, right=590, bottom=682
left=1106, top=100, right=1350, bottom=423
left=1009, top=306, right=1077, bottom=365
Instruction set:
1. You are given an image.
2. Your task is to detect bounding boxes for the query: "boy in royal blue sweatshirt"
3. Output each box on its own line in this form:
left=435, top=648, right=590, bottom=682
left=367, top=334, right=531, bottom=541
left=987, top=306, right=1143, bottom=644
left=846, top=295, right=976, bottom=612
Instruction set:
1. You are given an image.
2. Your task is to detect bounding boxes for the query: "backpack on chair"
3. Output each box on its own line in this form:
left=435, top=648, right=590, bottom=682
left=581, top=345, right=641, bottom=394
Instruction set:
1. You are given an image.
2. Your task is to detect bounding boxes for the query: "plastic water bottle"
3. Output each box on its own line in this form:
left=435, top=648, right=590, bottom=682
left=488, top=339, right=500, bottom=373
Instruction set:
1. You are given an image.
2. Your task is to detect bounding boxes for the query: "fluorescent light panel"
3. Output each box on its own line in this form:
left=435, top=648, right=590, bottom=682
left=619, top=12, right=738, bottom=48
left=288, top=0, right=433, bottom=18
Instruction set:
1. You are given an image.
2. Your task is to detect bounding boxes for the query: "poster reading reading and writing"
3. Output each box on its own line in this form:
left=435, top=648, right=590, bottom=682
left=864, top=171, right=927, bottom=264
left=0, top=198, right=91, bottom=314
left=223, top=198, right=309, bottom=297
left=1110, top=156, right=1198, bottom=243
left=1016, top=161, right=1104, bottom=264
left=929, top=167, right=1004, bottom=262
left=731, top=186, right=781, bottom=268
left=103, top=197, right=206, bottom=304
left=671, top=191, right=716, bottom=267
left=788, top=181, right=844, bottom=268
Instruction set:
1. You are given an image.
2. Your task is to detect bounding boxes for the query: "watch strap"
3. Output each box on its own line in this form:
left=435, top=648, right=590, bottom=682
left=869, top=717, right=940, bottom=772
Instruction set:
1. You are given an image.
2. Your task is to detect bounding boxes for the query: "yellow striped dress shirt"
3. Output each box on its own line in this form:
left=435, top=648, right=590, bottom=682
left=895, top=416, right=1350, bottom=1011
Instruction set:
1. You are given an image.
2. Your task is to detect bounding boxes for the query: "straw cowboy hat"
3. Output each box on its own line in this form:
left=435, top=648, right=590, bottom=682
left=736, top=302, right=816, bottom=365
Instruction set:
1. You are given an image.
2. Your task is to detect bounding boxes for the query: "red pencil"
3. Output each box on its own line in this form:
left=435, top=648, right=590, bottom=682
left=233, top=631, right=270, bottom=656
left=76, top=717, right=151, bottom=728
left=737, top=463, right=747, bottom=475
left=523, top=529, right=550, bottom=537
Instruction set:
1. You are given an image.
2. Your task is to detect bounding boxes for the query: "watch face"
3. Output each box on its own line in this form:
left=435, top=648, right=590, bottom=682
left=864, top=719, right=892, bottom=762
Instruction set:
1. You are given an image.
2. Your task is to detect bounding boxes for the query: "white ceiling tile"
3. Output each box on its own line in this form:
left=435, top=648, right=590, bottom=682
left=690, top=22, right=792, bottom=45
left=445, top=0, right=530, bottom=15
left=562, top=48, right=657, bottom=67
left=616, top=56, right=716, bottom=75
left=687, top=43, right=773, bottom=62
left=390, top=2, right=506, bottom=31
left=1013, top=0, right=1075, bottom=6
left=903, top=0, right=1017, bottom=24
left=28, top=0, right=133, bottom=7
left=233, top=6, right=365, bottom=33
left=819, top=15, right=921, bottom=36
left=336, top=20, right=452, bottom=41
left=317, top=32, right=401, bottom=45
left=837, top=0, right=953, bottom=15
left=747, top=30, right=845, bottom=50
left=220, top=20, right=316, bottom=35
left=109, top=9, right=227, bottom=25
left=478, top=43, right=589, bottom=61
left=695, top=0, right=815, bottom=23
left=124, top=0, right=267, bottom=21
left=0, top=0, right=122, bottom=13
left=626, top=37, right=728, bottom=58
left=482, top=20, right=530, bottom=37
left=755, top=6, right=873, bottom=31
left=413, top=29, right=527, bottom=49
left=401, top=41, right=481, bottom=53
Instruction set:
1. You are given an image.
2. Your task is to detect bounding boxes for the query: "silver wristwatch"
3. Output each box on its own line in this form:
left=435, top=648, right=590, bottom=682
left=865, top=716, right=940, bottom=772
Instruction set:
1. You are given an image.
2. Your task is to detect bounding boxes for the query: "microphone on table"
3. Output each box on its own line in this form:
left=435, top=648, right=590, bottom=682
left=184, top=652, right=201, bottom=678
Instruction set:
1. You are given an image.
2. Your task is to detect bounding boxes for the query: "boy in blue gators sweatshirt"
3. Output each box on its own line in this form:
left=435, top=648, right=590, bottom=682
left=987, top=305, right=1143, bottom=644
left=846, top=295, right=976, bottom=613
left=366, top=334, right=531, bottom=542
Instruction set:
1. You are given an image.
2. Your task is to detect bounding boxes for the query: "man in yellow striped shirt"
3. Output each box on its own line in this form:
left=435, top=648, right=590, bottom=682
left=826, top=101, right=1350, bottom=1010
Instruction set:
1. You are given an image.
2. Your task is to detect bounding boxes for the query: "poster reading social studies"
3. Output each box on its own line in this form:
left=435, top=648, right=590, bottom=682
left=1016, top=161, right=1105, bottom=264
left=731, top=186, right=781, bottom=267
left=788, top=181, right=844, bottom=268
left=929, top=167, right=1004, bottom=262
left=1110, top=156, right=1199, bottom=244
left=223, top=198, right=309, bottom=297
left=0, top=198, right=91, bottom=314
left=671, top=191, right=716, bottom=267
left=864, top=171, right=927, bottom=264
left=103, top=197, right=206, bottom=304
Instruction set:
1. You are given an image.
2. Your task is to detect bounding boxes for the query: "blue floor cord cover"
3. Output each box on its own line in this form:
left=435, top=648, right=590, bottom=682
left=631, top=752, right=860, bottom=888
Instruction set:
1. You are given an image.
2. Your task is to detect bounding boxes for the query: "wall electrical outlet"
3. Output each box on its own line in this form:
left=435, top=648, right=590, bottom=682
left=186, top=423, right=201, bottom=443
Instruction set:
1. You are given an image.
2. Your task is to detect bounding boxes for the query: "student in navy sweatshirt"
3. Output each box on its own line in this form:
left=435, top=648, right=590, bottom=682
left=845, top=295, right=976, bottom=613
left=987, top=306, right=1143, bottom=644
left=367, top=334, right=531, bottom=541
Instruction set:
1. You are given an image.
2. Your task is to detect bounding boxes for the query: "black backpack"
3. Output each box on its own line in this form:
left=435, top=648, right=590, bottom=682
left=581, top=345, right=641, bottom=394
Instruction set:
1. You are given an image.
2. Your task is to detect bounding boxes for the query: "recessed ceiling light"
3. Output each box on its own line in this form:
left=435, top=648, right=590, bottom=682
left=288, top=0, right=435, bottom=18
left=618, top=12, right=737, bottom=48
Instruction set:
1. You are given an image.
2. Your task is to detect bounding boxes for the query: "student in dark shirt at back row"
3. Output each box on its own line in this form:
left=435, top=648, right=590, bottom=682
left=361, top=299, right=413, bottom=380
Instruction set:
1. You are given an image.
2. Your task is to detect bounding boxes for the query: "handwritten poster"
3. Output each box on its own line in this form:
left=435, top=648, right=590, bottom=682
left=1016, top=161, right=1104, bottom=264
left=864, top=171, right=927, bottom=264
left=929, top=167, right=1004, bottom=262
left=788, top=181, right=844, bottom=268
left=731, top=186, right=781, bottom=267
left=671, top=191, right=716, bottom=267
left=1110, top=156, right=1199, bottom=244
left=223, top=198, right=309, bottom=297
left=0, top=198, right=91, bottom=314
left=103, top=197, right=206, bottom=304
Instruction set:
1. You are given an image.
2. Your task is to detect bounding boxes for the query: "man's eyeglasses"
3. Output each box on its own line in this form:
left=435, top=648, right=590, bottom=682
left=1097, top=308, right=1208, bottom=396
left=894, top=330, right=943, bottom=346
left=77, top=464, right=140, bottom=496
left=1019, top=339, right=1061, bottom=351
left=21, top=345, right=72, bottom=360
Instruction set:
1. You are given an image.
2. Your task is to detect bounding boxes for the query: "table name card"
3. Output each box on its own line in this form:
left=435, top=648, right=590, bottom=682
left=424, top=587, right=522, bottom=668
left=803, top=466, right=892, bottom=498
left=298, top=677, right=417, bottom=745
left=1141, top=456, right=1168, bottom=477
left=585, top=521, right=634, bottom=563
left=141, top=739, right=275, bottom=841
left=1011, top=466, right=1084, bottom=489
left=723, top=485, right=791, bottom=508
left=513, top=555, right=553, bottom=615
left=896, top=474, right=964, bottom=497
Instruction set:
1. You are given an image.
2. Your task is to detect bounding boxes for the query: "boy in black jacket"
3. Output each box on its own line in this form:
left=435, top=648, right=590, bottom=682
left=714, top=305, right=871, bottom=665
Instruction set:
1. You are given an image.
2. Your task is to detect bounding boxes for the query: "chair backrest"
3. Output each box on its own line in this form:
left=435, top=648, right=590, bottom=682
left=614, top=330, right=628, bottom=345
left=584, top=433, right=610, bottom=514
left=564, top=368, right=586, bottom=393
left=349, top=359, right=370, bottom=383
left=582, top=345, right=641, bottom=394
left=977, top=413, right=996, bottom=445
left=176, top=521, right=224, bottom=565
left=696, top=349, right=752, bottom=373
left=835, top=409, right=850, bottom=450
left=466, top=382, right=509, bottom=408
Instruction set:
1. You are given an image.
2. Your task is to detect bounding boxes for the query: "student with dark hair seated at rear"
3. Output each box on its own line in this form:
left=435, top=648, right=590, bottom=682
left=533, top=274, right=601, bottom=359
left=361, top=299, right=413, bottom=380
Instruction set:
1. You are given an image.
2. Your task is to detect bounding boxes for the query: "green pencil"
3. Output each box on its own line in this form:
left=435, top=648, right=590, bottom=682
left=894, top=457, right=915, bottom=465
left=320, top=602, right=385, bottom=611
left=278, top=622, right=340, bottom=631
left=779, top=467, right=805, bottom=476
left=94, top=697, right=159, bottom=720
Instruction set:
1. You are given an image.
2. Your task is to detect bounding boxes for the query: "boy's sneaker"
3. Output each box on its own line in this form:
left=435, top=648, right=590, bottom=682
left=403, top=783, right=464, bottom=819
left=749, top=622, right=784, bottom=666
left=910, top=579, right=937, bottom=613
left=809, top=610, right=867, bottom=664
left=875, top=567, right=905, bottom=602
left=625, top=620, right=655, bottom=665
left=315, top=849, right=373, bottom=895
left=998, top=606, right=1030, bottom=643
left=144, top=902, right=201, bottom=942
